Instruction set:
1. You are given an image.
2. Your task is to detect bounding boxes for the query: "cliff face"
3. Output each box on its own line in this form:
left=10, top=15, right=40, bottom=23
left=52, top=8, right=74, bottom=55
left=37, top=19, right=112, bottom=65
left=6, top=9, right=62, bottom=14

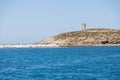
left=36, top=28, right=120, bottom=46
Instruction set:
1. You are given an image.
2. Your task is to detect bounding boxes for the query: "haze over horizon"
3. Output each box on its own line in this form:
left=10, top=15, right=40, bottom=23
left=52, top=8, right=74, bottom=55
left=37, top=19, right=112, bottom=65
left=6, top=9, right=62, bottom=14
left=0, top=0, right=120, bottom=44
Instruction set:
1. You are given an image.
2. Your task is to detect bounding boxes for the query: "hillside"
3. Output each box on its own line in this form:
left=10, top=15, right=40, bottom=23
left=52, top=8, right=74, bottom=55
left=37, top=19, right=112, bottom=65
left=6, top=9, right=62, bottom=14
left=36, top=28, right=120, bottom=47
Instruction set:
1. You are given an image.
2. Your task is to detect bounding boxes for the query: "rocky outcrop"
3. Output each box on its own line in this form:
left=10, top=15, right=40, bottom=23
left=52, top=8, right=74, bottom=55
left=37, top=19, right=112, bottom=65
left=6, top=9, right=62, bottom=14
left=36, top=28, right=120, bottom=47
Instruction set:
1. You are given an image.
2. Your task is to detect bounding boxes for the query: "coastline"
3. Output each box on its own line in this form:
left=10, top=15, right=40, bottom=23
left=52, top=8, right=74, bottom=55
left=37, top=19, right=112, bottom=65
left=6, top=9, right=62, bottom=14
left=0, top=44, right=59, bottom=48
left=1, top=28, right=119, bottom=48
left=0, top=44, right=120, bottom=48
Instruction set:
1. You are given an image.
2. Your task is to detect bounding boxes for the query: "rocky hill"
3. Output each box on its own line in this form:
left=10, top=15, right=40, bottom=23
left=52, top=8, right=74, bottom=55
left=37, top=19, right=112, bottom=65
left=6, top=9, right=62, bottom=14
left=36, top=28, right=120, bottom=47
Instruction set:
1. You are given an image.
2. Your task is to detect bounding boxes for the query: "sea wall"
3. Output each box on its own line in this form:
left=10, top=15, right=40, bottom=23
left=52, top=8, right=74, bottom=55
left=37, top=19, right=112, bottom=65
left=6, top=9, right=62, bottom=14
left=0, top=44, right=59, bottom=48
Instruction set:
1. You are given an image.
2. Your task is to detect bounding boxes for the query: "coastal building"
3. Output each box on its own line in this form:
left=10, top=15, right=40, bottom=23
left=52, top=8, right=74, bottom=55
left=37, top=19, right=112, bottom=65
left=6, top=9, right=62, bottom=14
left=81, top=23, right=86, bottom=31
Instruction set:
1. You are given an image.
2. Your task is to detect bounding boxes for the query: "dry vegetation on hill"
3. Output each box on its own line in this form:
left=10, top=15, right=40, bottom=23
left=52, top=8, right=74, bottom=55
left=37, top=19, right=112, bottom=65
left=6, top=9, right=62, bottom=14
left=36, top=28, right=120, bottom=46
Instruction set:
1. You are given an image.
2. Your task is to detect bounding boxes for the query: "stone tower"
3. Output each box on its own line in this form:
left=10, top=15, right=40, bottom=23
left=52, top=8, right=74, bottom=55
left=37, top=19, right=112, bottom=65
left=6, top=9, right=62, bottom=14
left=81, top=23, right=86, bottom=31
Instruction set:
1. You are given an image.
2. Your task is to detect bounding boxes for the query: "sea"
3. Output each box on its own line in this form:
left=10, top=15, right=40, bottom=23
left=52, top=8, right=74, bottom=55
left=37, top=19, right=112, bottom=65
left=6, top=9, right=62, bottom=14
left=0, top=47, right=120, bottom=80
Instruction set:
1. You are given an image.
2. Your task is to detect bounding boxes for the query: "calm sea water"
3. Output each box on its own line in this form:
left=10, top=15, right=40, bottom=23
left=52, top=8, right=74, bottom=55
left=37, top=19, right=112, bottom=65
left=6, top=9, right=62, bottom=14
left=0, top=47, right=120, bottom=80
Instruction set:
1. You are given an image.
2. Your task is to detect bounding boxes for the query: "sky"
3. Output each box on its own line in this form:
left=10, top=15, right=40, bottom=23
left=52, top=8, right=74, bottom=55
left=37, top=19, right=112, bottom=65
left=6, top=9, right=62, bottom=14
left=0, top=0, right=120, bottom=44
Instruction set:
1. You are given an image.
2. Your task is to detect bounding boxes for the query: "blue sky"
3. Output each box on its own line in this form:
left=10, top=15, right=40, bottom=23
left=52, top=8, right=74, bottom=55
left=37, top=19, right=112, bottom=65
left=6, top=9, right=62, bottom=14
left=0, top=0, right=120, bottom=44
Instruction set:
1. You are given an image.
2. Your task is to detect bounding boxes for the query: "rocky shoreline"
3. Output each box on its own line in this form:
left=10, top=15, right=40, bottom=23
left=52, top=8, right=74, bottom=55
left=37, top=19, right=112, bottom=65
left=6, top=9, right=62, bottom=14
left=0, top=28, right=120, bottom=48
left=36, top=28, right=120, bottom=47
left=0, top=44, right=58, bottom=48
left=0, top=44, right=120, bottom=48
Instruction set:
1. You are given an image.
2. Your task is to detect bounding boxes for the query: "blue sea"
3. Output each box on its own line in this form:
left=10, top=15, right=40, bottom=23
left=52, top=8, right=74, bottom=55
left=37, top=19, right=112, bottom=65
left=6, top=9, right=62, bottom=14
left=0, top=47, right=120, bottom=80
